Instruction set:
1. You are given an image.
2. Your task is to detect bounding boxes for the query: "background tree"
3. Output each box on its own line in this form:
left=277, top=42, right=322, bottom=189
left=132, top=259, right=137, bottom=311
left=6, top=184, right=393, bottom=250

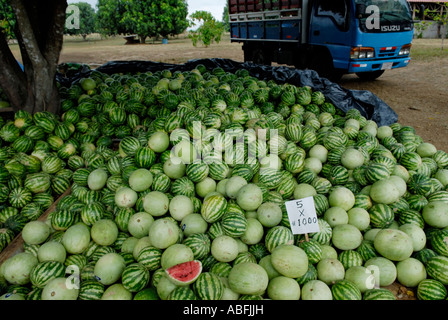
left=121, top=0, right=189, bottom=43
left=121, top=0, right=158, bottom=43
left=0, top=0, right=15, bottom=40
left=188, top=11, right=225, bottom=48
left=425, top=4, right=448, bottom=50
left=96, top=0, right=128, bottom=37
left=0, top=0, right=67, bottom=114
left=159, top=0, right=189, bottom=39
left=222, top=1, right=230, bottom=32
left=65, top=2, right=96, bottom=40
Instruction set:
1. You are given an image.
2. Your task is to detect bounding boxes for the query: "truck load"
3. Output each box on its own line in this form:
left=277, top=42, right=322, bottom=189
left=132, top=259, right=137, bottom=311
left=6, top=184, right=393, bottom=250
left=229, top=0, right=414, bottom=81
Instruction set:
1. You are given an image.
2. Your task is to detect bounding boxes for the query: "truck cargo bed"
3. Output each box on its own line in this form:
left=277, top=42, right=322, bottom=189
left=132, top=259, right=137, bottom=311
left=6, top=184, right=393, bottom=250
left=230, top=1, right=302, bottom=42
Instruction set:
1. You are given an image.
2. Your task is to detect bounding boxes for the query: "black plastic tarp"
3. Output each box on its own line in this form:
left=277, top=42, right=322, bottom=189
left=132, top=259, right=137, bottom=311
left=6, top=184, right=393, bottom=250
left=56, top=58, right=398, bottom=127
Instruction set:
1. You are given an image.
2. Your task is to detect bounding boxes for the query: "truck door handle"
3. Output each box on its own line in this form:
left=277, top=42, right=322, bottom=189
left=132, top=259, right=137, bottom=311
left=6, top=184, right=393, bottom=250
left=313, top=30, right=320, bottom=36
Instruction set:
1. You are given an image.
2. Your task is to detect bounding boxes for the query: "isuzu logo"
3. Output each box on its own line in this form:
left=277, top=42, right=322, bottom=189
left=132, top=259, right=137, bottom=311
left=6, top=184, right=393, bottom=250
left=381, top=25, right=401, bottom=32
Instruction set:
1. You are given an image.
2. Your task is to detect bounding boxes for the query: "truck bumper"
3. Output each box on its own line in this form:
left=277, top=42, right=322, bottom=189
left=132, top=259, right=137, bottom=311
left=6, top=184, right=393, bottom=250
left=348, top=56, right=411, bottom=73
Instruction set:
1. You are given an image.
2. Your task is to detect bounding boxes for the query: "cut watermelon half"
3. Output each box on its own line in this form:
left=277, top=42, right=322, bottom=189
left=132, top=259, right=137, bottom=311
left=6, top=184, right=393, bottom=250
left=165, top=260, right=202, bottom=286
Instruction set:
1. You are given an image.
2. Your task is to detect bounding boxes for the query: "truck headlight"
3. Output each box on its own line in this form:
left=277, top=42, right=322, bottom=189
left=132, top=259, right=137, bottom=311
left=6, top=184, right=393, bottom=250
left=351, top=47, right=375, bottom=59
left=398, top=44, right=412, bottom=56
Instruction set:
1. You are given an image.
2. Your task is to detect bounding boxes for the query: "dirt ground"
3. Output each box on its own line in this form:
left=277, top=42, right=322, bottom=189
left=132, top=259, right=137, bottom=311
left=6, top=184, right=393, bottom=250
left=54, top=34, right=448, bottom=152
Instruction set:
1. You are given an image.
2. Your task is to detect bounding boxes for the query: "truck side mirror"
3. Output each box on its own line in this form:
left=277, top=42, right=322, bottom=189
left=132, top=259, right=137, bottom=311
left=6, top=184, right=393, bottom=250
left=355, top=3, right=367, bottom=18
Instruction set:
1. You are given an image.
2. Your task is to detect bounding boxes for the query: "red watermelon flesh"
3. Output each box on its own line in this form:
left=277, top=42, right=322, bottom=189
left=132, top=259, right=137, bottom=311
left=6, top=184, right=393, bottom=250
left=166, top=260, right=203, bottom=286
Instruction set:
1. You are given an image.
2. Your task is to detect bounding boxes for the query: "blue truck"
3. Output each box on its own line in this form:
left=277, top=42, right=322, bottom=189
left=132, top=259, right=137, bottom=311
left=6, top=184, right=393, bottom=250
left=229, top=0, right=414, bottom=81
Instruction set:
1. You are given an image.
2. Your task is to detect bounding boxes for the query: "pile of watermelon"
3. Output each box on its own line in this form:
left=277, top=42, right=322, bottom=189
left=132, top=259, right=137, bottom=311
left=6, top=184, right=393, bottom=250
left=0, top=64, right=447, bottom=300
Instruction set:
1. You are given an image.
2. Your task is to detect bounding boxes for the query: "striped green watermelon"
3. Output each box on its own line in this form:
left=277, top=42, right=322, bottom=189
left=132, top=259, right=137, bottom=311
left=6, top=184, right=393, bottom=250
left=407, top=173, right=432, bottom=196
left=331, top=279, right=362, bottom=300
left=183, top=233, right=211, bottom=260
left=417, top=279, right=447, bottom=300
left=369, top=203, right=395, bottom=228
left=429, top=230, right=448, bottom=256
left=425, top=255, right=448, bottom=285
left=78, top=279, right=105, bottom=300
left=397, top=209, right=425, bottom=229
left=363, top=288, right=396, bottom=300
left=264, top=225, right=294, bottom=253
left=30, top=261, right=65, bottom=288
left=192, top=272, right=224, bottom=300
left=8, top=187, right=33, bottom=209
left=338, top=250, right=364, bottom=270
left=137, top=246, right=162, bottom=271
left=168, top=286, right=197, bottom=300
left=51, top=209, right=77, bottom=231
left=221, top=211, right=247, bottom=238
left=121, top=263, right=150, bottom=292
left=201, top=194, right=227, bottom=223
left=297, top=239, right=322, bottom=265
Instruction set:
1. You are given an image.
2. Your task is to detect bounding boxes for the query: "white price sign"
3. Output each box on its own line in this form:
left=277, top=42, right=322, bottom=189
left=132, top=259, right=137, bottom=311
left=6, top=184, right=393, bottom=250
left=285, top=197, right=320, bottom=235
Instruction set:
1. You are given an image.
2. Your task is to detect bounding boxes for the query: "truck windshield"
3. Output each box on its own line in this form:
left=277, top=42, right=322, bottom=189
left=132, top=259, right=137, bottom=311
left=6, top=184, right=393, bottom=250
left=355, top=0, right=413, bottom=32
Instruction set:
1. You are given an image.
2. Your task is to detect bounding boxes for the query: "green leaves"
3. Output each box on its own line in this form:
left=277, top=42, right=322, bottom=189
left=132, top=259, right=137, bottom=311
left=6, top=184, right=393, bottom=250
left=188, top=11, right=225, bottom=48
left=120, top=0, right=188, bottom=42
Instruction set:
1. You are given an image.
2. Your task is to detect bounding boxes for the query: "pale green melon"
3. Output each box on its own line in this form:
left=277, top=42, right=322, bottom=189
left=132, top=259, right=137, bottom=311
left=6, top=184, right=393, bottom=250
left=128, top=212, right=154, bottom=239
left=161, top=243, right=194, bottom=270
left=240, top=217, right=264, bottom=245
left=270, top=244, right=309, bottom=278
left=61, top=222, right=91, bottom=254
left=228, top=262, right=269, bottom=295
left=328, top=186, right=355, bottom=211
left=373, top=229, right=413, bottom=261
left=369, top=179, right=400, bottom=205
left=37, top=241, right=67, bottom=263
left=225, top=175, right=248, bottom=199
left=416, top=142, right=437, bottom=157
left=41, top=277, right=79, bottom=300
left=211, top=235, right=239, bottom=262
left=236, top=183, right=263, bottom=211
left=91, top=219, right=119, bottom=246
left=143, top=191, right=170, bottom=217
left=396, top=257, right=427, bottom=288
left=267, top=276, right=301, bottom=300
left=22, top=220, right=51, bottom=245
left=101, top=283, right=133, bottom=300
left=163, top=156, right=186, bottom=179
left=88, top=168, right=108, bottom=191
left=169, top=195, right=194, bottom=221
left=331, top=224, right=363, bottom=250
left=341, top=147, right=365, bottom=170
left=316, top=258, right=345, bottom=285
left=180, top=213, right=208, bottom=237
left=422, top=201, right=448, bottom=228
left=147, top=131, right=170, bottom=153
left=147, top=218, right=179, bottom=249
left=115, top=186, right=138, bottom=208
left=308, top=144, right=328, bottom=163
left=94, top=252, right=126, bottom=285
left=129, top=168, right=153, bottom=192
left=2, top=252, right=38, bottom=285
left=344, top=266, right=376, bottom=293
left=301, top=280, right=332, bottom=300
left=256, top=202, right=283, bottom=227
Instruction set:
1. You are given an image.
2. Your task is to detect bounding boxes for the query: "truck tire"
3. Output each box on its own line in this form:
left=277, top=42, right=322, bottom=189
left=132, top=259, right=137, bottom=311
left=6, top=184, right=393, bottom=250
left=307, top=48, right=343, bottom=82
left=355, top=70, right=385, bottom=81
left=252, top=48, right=271, bottom=66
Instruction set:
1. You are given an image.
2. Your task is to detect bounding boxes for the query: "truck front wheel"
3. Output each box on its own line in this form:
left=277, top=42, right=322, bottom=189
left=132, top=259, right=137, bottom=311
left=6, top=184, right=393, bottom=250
left=355, top=70, right=385, bottom=81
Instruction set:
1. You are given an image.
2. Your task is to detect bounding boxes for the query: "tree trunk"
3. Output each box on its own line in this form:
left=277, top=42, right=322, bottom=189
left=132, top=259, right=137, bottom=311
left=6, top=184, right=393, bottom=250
left=0, top=0, right=67, bottom=114
left=139, top=35, right=147, bottom=44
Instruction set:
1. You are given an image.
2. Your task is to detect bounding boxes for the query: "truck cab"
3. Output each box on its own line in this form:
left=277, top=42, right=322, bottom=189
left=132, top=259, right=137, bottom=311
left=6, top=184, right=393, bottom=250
left=229, top=0, right=414, bottom=81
